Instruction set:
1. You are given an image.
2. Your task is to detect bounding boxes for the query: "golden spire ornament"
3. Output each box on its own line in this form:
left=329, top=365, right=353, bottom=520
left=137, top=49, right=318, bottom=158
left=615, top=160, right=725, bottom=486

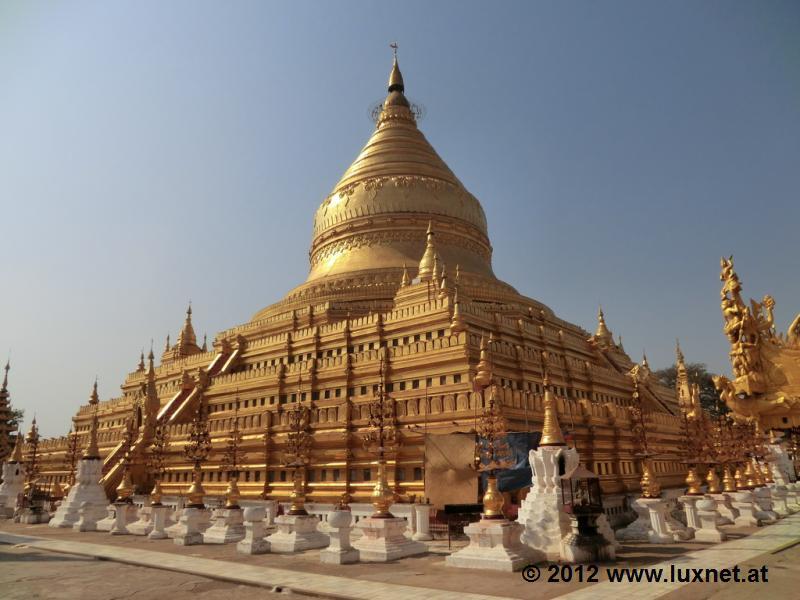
left=449, top=287, right=466, bottom=334
left=147, top=422, right=169, bottom=506
left=220, top=398, right=244, bottom=509
left=469, top=384, right=514, bottom=519
left=183, top=399, right=212, bottom=508
left=417, top=221, right=438, bottom=282
left=540, top=376, right=566, bottom=447
left=9, top=427, right=24, bottom=463
left=362, top=350, right=399, bottom=518
left=284, top=402, right=312, bottom=515
left=400, top=263, right=410, bottom=287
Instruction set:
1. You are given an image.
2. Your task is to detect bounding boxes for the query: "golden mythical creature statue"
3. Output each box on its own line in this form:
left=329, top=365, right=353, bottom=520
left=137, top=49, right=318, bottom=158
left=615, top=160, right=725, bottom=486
left=714, top=256, right=800, bottom=427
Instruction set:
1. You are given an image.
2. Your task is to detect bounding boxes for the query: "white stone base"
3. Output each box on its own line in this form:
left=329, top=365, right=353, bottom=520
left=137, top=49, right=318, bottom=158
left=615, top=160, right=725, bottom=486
left=616, top=499, right=672, bottom=544
left=50, top=459, right=107, bottom=529
left=237, top=509, right=270, bottom=555
left=203, top=508, right=245, bottom=544
left=73, top=501, right=108, bottom=532
left=173, top=507, right=206, bottom=546
left=320, top=510, right=359, bottom=564
left=693, top=498, right=727, bottom=543
left=446, top=518, right=529, bottom=571
left=708, top=493, right=738, bottom=524
left=110, top=502, right=138, bottom=535
left=127, top=506, right=154, bottom=536
left=731, top=492, right=761, bottom=527
left=148, top=505, right=169, bottom=539
left=320, top=546, right=359, bottom=564
left=0, top=462, right=24, bottom=516
left=267, top=514, right=329, bottom=553
left=18, top=507, right=50, bottom=524
left=769, top=486, right=790, bottom=516
left=95, top=505, right=117, bottom=532
left=352, top=516, right=426, bottom=562
left=752, top=488, right=778, bottom=523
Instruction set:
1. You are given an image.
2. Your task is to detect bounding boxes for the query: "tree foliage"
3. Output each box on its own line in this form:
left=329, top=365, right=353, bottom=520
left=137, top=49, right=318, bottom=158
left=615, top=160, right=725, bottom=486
left=654, top=362, right=726, bottom=416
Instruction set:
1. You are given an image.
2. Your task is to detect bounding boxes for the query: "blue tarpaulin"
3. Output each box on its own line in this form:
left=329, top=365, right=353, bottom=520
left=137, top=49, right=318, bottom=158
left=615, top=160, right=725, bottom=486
left=480, top=431, right=541, bottom=492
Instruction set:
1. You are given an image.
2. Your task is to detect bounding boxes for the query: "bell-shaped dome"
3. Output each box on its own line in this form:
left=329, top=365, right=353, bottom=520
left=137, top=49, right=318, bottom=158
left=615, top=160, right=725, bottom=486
left=306, top=57, right=495, bottom=283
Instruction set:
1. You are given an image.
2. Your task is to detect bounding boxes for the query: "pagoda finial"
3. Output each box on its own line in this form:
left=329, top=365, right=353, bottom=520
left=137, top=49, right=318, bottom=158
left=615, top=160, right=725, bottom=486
left=417, top=221, right=438, bottom=282
left=176, top=302, right=198, bottom=353
left=676, top=339, right=685, bottom=367
left=438, top=261, right=449, bottom=298
left=400, top=263, right=410, bottom=287
left=164, top=333, right=171, bottom=352
left=89, top=378, right=99, bottom=405
left=137, top=350, right=145, bottom=372
left=2, top=359, right=8, bottom=392
left=202, top=333, right=208, bottom=352
left=593, top=305, right=613, bottom=346
left=450, top=287, right=466, bottom=335
left=83, top=410, right=100, bottom=459
left=475, top=335, right=493, bottom=389
left=388, top=42, right=404, bottom=93
left=9, top=427, right=23, bottom=462
left=540, top=377, right=566, bottom=446
left=642, top=350, right=649, bottom=369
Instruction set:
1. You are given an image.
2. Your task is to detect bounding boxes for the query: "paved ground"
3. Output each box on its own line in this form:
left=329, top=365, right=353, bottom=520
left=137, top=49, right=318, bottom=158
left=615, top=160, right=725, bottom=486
left=0, top=516, right=798, bottom=599
left=0, top=543, right=300, bottom=599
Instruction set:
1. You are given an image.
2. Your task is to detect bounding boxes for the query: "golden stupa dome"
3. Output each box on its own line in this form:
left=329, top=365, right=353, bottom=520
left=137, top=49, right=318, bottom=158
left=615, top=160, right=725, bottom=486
left=306, top=56, right=495, bottom=283
left=250, top=54, right=541, bottom=321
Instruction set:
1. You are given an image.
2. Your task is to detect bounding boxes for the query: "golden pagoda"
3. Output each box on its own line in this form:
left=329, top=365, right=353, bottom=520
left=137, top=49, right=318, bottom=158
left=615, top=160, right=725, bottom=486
left=33, top=53, right=689, bottom=510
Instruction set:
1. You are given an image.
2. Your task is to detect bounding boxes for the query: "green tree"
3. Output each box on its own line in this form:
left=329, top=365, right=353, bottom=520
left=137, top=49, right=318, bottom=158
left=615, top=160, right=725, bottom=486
left=10, top=408, right=24, bottom=430
left=654, top=362, right=726, bottom=416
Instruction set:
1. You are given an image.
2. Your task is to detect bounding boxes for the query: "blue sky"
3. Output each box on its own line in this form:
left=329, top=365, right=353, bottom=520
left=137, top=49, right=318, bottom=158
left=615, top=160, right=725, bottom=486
left=1, top=1, right=798, bottom=437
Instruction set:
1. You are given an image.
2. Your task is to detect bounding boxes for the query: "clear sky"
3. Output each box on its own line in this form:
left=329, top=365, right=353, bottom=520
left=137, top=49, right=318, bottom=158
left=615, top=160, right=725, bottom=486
left=1, top=1, right=798, bottom=437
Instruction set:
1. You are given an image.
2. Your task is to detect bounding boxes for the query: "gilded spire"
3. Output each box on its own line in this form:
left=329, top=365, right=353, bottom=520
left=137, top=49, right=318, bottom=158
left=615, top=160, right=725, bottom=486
left=177, top=302, right=198, bottom=349
left=417, top=221, right=438, bottom=281
left=9, top=428, right=23, bottom=462
left=438, top=262, right=449, bottom=298
left=83, top=380, right=100, bottom=459
left=400, top=263, right=410, bottom=287
left=164, top=333, right=171, bottom=352
left=540, top=376, right=566, bottom=446
left=388, top=49, right=404, bottom=93
left=83, top=411, right=100, bottom=459
left=1, top=360, right=8, bottom=392
left=475, top=335, right=493, bottom=389
left=89, top=379, right=99, bottom=405
left=25, top=417, right=39, bottom=444
left=137, top=351, right=145, bottom=372
left=594, top=306, right=613, bottom=346
left=201, top=333, right=208, bottom=352
left=450, top=287, right=466, bottom=334
left=642, top=351, right=649, bottom=370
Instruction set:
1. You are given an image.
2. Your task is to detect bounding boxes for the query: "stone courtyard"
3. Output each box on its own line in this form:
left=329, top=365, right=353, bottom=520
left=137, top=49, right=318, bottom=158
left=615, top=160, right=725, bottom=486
left=2, top=513, right=799, bottom=600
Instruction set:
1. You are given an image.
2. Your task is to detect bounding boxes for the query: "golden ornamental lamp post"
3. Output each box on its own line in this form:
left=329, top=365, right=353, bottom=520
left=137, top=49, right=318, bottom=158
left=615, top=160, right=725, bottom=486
left=23, top=418, right=41, bottom=496
left=283, top=402, right=312, bottom=516
left=183, top=399, right=212, bottom=508
left=61, top=428, right=80, bottom=497
left=468, top=383, right=514, bottom=519
left=362, top=351, right=399, bottom=518
left=115, top=418, right=136, bottom=502
left=679, top=409, right=704, bottom=495
left=628, top=374, right=661, bottom=499
left=146, top=423, right=169, bottom=506
left=220, top=398, right=244, bottom=509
